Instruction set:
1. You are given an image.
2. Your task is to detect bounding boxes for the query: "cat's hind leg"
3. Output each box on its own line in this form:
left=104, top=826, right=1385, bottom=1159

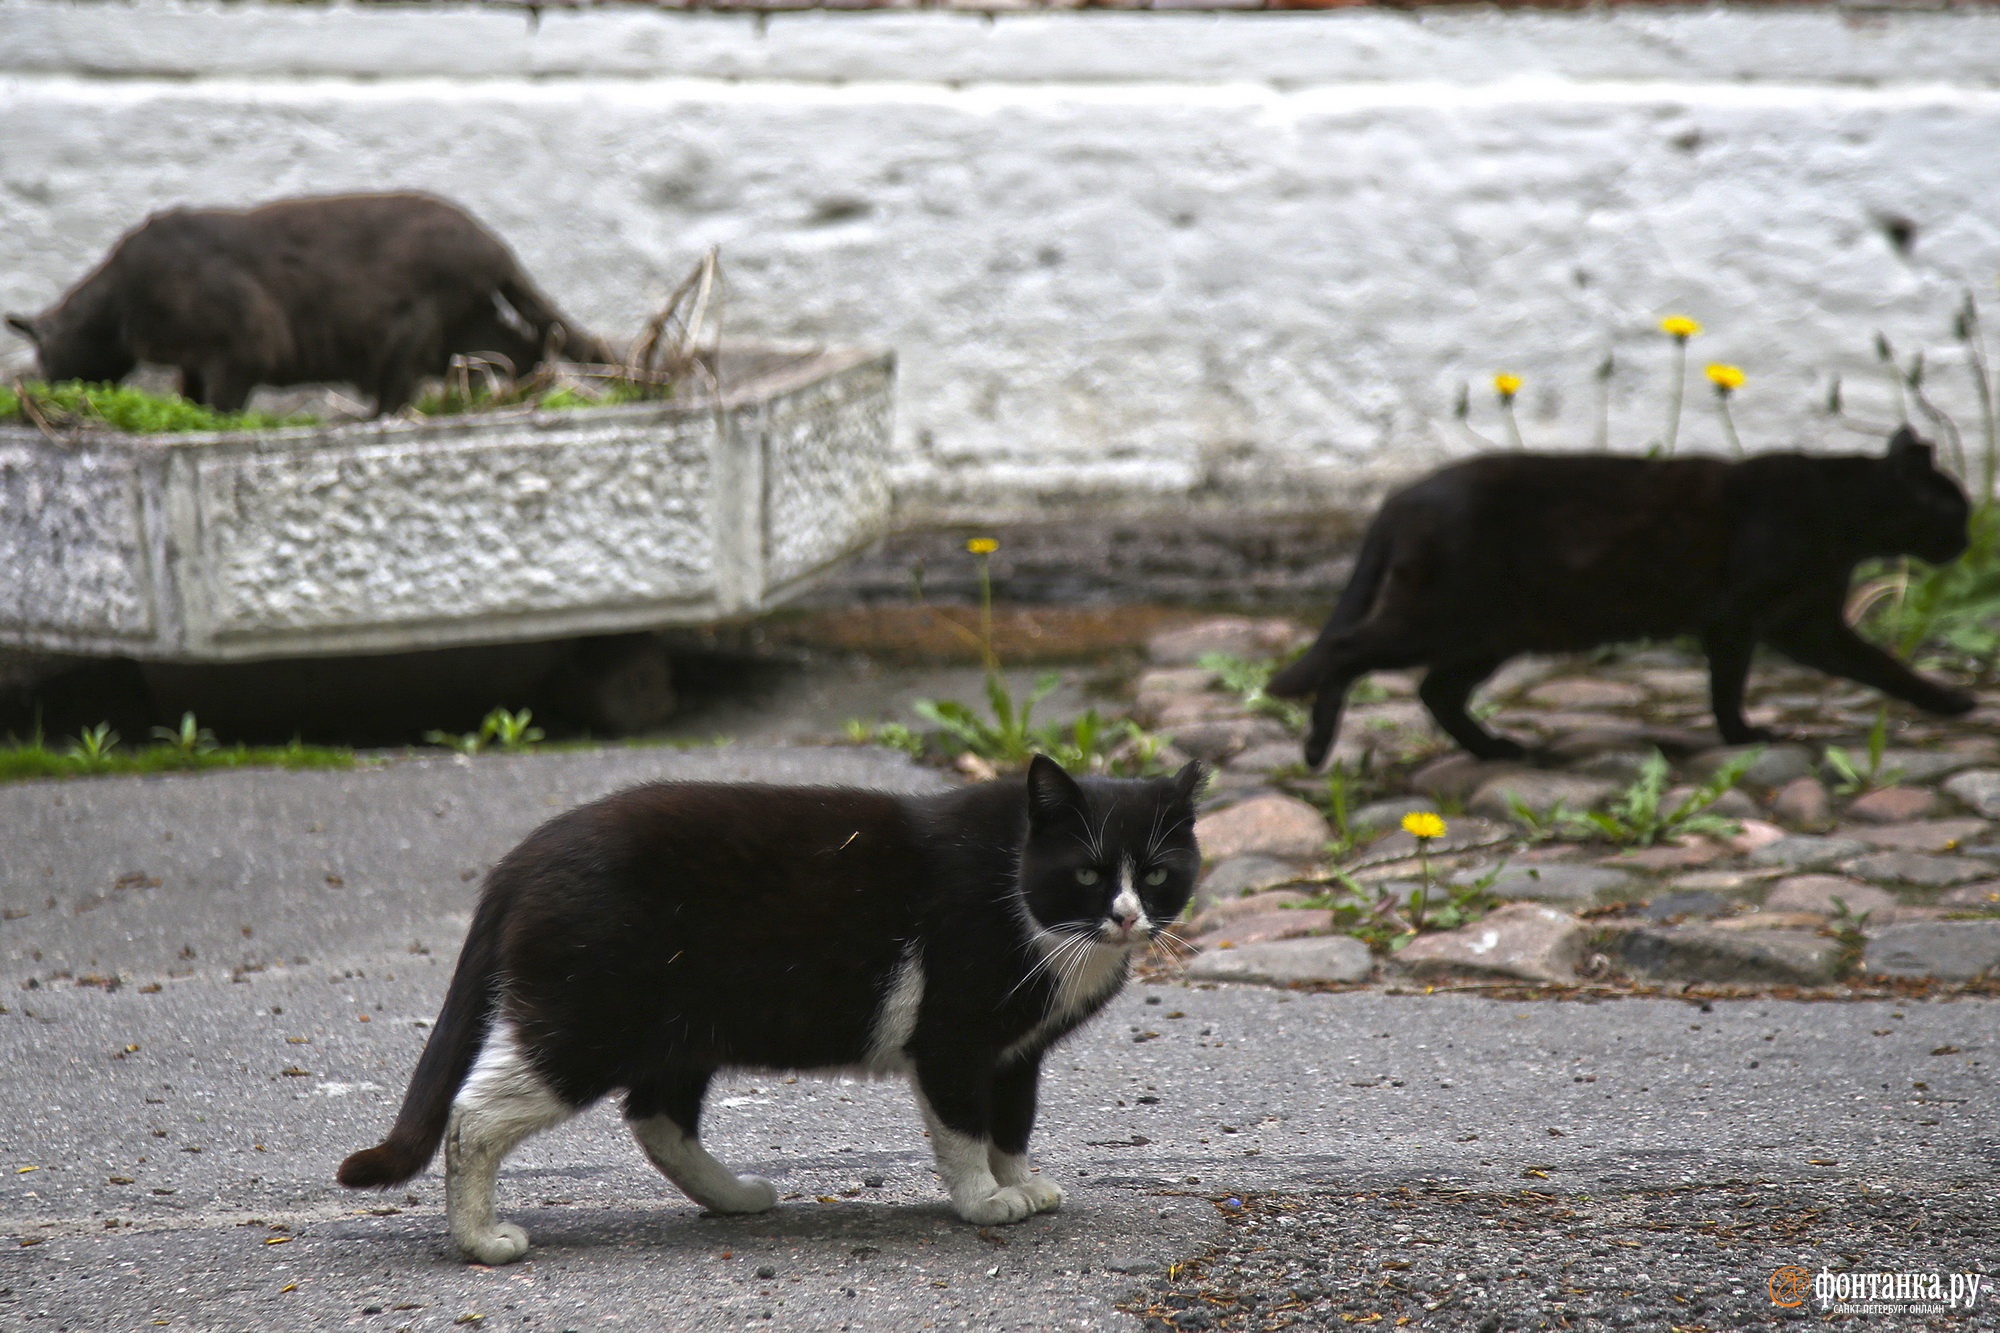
left=1419, top=656, right=1524, bottom=761
left=1300, top=665, right=1365, bottom=771
left=1702, top=626, right=1777, bottom=746
left=444, top=1020, right=576, bottom=1264
left=987, top=1058, right=1061, bottom=1216
left=626, top=1072, right=778, bottom=1215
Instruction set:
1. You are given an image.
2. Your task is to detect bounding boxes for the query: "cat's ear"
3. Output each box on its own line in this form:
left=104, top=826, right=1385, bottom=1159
left=4, top=313, right=37, bottom=345
left=1025, top=753, right=1086, bottom=824
left=1168, top=759, right=1209, bottom=806
left=1888, top=425, right=1934, bottom=472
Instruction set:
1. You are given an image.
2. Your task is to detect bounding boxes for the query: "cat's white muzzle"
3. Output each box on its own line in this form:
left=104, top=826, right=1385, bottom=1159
left=1099, top=881, right=1150, bottom=946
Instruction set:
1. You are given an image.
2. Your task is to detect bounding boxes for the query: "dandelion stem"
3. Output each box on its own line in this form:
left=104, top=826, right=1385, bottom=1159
left=1595, top=351, right=1614, bottom=452
left=1878, top=332, right=1909, bottom=425
left=1661, top=336, right=1687, bottom=457
left=976, top=551, right=997, bottom=675
left=1715, top=390, right=1743, bottom=458
left=1411, top=842, right=1431, bottom=932
left=1910, top=373, right=1967, bottom=482
left=1964, top=293, right=1998, bottom=502
left=1500, top=397, right=1525, bottom=451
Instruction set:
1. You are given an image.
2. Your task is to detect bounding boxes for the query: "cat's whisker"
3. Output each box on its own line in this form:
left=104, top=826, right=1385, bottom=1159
left=1142, top=812, right=1197, bottom=869
left=1014, top=939, right=1088, bottom=1007
left=1143, top=801, right=1169, bottom=862
left=1004, top=924, right=1096, bottom=1003
left=1083, top=808, right=1113, bottom=867
left=1050, top=936, right=1097, bottom=998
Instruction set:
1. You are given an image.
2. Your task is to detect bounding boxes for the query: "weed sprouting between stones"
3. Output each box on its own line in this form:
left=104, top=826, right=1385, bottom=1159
left=1509, top=748, right=1758, bottom=849
left=1823, top=706, right=1903, bottom=796
left=423, top=707, right=545, bottom=756
left=1827, top=896, right=1874, bottom=977
left=848, top=539, right=1176, bottom=776
left=1197, top=652, right=1312, bottom=735
left=1296, top=849, right=1509, bottom=956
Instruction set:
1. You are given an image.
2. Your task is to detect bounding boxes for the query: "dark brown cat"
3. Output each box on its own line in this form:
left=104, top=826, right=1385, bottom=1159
left=6, top=193, right=610, bottom=415
left=1267, top=429, right=1973, bottom=766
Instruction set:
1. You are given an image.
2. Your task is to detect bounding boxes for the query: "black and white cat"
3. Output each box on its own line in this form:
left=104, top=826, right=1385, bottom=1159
left=339, top=756, right=1205, bottom=1264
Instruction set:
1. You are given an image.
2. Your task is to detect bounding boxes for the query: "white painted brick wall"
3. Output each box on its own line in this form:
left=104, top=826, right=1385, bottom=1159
left=5, top=1, right=2000, bottom=521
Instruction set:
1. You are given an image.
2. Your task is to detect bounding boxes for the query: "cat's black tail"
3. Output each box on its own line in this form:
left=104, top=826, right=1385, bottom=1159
left=1266, top=518, right=1394, bottom=699
left=336, top=890, right=508, bottom=1189
left=498, top=273, right=613, bottom=367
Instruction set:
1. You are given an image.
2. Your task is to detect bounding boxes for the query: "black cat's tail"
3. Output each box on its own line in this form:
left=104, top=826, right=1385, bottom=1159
left=336, top=891, right=508, bottom=1189
left=1266, top=519, right=1394, bottom=700
left=498, top=272, right=613, bottom=367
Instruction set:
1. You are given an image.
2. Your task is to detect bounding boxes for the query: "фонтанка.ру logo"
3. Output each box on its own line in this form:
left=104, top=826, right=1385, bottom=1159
left=1771, top=1266, right=1991, bottom=1315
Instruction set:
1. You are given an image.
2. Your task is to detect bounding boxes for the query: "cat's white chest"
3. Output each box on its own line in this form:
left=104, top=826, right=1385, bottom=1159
left=1000, top=934, right=1128, bottom=1064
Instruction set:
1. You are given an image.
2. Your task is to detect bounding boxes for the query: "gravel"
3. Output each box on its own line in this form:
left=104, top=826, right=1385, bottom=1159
left=1121, top=1181, right=1998, bottom=1332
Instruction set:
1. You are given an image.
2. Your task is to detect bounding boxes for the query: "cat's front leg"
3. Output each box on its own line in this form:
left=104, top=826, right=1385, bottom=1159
left=913, top=1066, right=1040, bottom=1226
left=626, top=1073, right=778, bottom=1217
left=1769, top=619, right=1976, bottom=717
left=988, top=1057, right=1062, bottom=1215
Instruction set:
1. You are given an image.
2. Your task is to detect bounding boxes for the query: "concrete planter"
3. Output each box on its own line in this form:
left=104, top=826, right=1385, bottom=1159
left=0, top=345, right=893, bottom=662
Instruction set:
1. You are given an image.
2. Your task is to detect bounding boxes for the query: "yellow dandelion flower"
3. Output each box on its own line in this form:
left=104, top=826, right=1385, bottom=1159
left=1706, top=363, right=1745, bottom=392
left=966, top=538, right=998, bottom=555
left=1660, top=315, right=1703, bottom=339
left=1401, top=811, right=1447, bottom=840
left=1493, top=373, right=1522, bottom=399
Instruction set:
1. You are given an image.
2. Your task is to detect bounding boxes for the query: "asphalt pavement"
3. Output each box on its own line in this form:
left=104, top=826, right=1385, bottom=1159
left=2, top=746, right=1996, bottom=1331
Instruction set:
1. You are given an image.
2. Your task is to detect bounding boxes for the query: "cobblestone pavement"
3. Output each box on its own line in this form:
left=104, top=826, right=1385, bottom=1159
left=1139, top=617, right=2000, bottom=992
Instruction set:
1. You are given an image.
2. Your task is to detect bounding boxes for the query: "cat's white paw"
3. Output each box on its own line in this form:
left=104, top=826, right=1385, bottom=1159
left=458, top=1221, right=530, bottom=1265
left=707, top=1175, right=779, bottom=1215
left=1016, top=1178, right=1064, bottom=1214
left=954, top=1185, right=1040, bottom=1226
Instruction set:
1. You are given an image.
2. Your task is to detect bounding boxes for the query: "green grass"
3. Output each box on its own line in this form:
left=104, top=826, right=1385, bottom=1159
left=850, top=683, right=1174, bottom=778
left=1296, top=860, right=1509, bottom=956
left=0, top=381, right=313, bottom=434
left=1856, top=502, right=2000, bottom=670
left=411, top=380, right=655, bottom=418
left=0, top=724, right=354, bottom=783
left=1197, top=652, right=1310, bottom=733
left=422, top=707, right=545, bottom=756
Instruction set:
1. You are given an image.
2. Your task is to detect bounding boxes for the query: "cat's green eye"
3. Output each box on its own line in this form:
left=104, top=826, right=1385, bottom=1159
left=1074, top=868, right=1100, bottom=886
left=1143, top=868, right=1169, bottom=887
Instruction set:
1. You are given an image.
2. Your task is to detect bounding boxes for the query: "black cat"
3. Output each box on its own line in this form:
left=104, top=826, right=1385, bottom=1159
left=338, top=756, right=1204, bottom=1264
left=1267, top=429, right=1974, bottom=766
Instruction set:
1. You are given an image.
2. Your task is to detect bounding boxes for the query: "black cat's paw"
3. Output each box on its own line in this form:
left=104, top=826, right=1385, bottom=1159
left=1928, top=688, right=1978, bottom=717
left=1301, top=731, right=1334, bottom=771
left=1465, top=736, right=1529, bottom=762
left=1718, top=725, right=1780, bottom=747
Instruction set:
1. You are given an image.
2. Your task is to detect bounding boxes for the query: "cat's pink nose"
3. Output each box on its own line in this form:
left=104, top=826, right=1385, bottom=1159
left=1112, top=909, right=1139, bottom=932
